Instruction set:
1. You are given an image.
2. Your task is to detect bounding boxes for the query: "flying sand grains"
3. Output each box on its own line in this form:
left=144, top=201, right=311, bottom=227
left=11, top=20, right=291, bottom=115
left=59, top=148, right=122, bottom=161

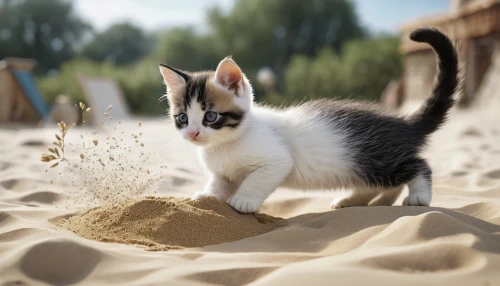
left=64, top=197, right=279, bottom=250
left=44, top=102, right=164, bottom=221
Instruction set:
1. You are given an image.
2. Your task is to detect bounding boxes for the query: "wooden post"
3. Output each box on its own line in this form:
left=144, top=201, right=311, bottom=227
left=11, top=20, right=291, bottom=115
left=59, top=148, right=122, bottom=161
left=0, top=58, right=37, bottom=123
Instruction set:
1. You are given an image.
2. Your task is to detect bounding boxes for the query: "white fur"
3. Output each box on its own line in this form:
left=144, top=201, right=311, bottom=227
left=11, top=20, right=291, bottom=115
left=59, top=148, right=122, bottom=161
left=188, top=73, right=361, bottom=213
left=194, top=105, right=359, bottom=213
left=167, top=60, right=430, bottom=213
left=403, top=174, right=432, bottom=206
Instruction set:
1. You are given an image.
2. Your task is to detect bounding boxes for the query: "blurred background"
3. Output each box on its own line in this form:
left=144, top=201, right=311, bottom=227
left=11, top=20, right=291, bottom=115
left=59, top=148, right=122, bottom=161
left=0, top=0, right=496, bottom=123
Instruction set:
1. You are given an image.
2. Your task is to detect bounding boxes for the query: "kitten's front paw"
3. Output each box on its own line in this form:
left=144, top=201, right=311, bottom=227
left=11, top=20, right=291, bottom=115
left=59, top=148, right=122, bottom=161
left=403, top=193, right=431, bottom=206
left=192, top=191, right=227, bottom=202
left=228, top=195, right=260, bottom=214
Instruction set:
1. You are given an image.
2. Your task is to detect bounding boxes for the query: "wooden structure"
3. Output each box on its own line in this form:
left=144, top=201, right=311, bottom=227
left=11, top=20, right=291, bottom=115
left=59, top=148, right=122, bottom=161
left=380, top=78, right=404, bottom=110
left=400, top=0, right=500, bottom=104
left=0, top=58, right=49, bottom=123
left=78, top=75, right=130, bottom=124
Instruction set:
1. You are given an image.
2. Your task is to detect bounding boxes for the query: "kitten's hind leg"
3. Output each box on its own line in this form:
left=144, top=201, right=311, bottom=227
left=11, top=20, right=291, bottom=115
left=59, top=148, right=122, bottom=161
left=368, top=186, right=404, bottom=206
left=330, top=190, right=378, bottom=209
left=403, top=161, right=432, bottom=206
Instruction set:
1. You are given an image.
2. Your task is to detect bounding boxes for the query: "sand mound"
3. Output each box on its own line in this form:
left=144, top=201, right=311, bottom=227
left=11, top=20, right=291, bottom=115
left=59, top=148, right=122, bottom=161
left=63, top=197, right=279, bottom=250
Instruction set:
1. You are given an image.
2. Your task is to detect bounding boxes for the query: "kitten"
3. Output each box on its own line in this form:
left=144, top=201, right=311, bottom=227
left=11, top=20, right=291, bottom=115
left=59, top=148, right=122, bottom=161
left=159, top=28, right=460, bottom=213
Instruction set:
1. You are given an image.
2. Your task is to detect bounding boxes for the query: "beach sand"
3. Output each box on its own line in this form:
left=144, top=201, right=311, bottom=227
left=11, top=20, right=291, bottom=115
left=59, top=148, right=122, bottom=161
left=0, top=103, right=499, bottom=285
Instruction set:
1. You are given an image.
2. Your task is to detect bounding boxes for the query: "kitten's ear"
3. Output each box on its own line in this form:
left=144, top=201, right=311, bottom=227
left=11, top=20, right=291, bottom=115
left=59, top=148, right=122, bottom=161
left=159, top=64, right=188, bottom=91
left=215, top=57, right=243, bottom=96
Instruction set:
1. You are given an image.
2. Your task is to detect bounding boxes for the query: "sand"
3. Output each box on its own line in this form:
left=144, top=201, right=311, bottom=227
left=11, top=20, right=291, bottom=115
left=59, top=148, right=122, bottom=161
left=63, top=196, right=278, bottom=250
left=1, top=103, right=500, bottom=285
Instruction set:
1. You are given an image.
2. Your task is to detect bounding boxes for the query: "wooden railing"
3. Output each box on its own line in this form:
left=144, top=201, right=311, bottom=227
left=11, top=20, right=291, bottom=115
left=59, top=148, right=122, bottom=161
left=400, top=1, right=500, bottom=54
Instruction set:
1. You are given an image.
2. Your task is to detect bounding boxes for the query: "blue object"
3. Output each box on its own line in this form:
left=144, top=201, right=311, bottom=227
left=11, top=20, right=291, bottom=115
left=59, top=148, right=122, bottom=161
left=12, top=70, right=50, bottom=118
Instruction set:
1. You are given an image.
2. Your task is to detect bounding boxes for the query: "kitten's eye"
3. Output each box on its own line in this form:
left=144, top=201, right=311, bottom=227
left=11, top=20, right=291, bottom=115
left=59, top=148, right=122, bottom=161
left=204, top=111, right=218, bottom=122
left=177, top=113, right=188, bottom=124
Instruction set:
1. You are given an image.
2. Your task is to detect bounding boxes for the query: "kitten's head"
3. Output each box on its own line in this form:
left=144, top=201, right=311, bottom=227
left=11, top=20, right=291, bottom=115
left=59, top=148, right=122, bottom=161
left=159, top=57, right=253, bottom=146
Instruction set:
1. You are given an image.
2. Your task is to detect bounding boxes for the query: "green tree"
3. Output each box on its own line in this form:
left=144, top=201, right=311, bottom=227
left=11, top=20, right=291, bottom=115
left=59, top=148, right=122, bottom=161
left=284, top=36, right=402, bottom=103
left=284, top=48, right=345, bottom=103
left=153, top=27, right=221, bottom=71
left=207, top=0, right=365, bottom=82
left=81, top=22, right=154, bottom=66
left=0, top=0, right=91, bottom=73
left=341, top=36, right=402, bottom=100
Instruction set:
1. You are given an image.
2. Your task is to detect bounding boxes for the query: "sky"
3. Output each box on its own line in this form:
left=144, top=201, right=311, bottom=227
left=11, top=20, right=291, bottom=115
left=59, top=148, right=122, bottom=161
left=352, top=0, right=449, bottom=33
left=73, top=0, right=233, bottom=32
left=73, top=0, right=450, bottom=34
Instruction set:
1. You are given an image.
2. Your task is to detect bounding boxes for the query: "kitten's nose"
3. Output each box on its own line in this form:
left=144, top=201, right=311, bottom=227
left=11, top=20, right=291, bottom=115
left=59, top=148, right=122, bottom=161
left=188, top=131, right=199, bottom=139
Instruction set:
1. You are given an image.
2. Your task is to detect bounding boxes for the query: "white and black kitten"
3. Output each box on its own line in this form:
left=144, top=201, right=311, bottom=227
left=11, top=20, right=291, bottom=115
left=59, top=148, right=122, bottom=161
left=159, top=28, right=460, bottom=213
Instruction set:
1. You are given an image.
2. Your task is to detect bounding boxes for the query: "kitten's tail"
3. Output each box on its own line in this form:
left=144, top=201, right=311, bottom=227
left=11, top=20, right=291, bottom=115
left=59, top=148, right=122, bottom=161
left=408, top=28, right=461, bottom=136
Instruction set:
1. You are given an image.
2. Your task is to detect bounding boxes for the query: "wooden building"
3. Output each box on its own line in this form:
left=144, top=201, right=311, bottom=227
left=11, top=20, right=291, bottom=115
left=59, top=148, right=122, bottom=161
left=0, top=58, right=49, bottom=123
left=400, top=0, right=500, bottom=104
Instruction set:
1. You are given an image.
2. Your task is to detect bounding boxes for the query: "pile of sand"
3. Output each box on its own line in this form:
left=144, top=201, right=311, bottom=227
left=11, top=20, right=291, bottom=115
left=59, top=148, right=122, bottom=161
left=63, top=196, right=279, bottom=250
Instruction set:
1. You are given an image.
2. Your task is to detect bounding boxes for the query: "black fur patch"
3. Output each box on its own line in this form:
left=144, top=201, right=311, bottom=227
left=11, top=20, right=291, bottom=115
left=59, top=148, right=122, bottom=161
left=184, top=73, right=210, bottom=111
left=301, top=99, right=427, bottom=188
left=174, top=117, right=186, bottom=129
left=206, top=111, right=245, bottom=129
left=408, top=28, right=461, bottom=136
left=297, top=28, right=459, bottom=188
left=219, top=111, right=244, bottom=121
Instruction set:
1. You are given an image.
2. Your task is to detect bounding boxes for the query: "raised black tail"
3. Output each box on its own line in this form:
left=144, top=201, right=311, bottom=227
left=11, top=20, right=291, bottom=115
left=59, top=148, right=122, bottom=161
left=408, top=28, right=461, bottom=136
